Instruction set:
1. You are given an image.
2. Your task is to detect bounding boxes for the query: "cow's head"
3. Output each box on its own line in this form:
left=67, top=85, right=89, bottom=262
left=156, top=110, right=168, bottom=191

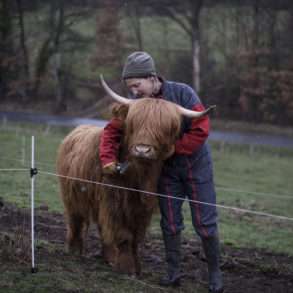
left=100, top=75, right=214, bottom=161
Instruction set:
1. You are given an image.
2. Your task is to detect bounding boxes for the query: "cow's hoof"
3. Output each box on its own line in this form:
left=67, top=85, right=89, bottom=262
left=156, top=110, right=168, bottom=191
left=67, top=243, right=83, bottom=256
left=135, top=262, right=141, bottom=276
left=101, top=244, right=118, bottom=265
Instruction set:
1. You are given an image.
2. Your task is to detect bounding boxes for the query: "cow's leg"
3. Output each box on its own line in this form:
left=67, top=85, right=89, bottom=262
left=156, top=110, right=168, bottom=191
left=115, top=240, right=136, bottom=275
left=101, top=242, right=118, bottom=266
left=132, top=239, right=141, bottom=276
left=66, top=212, right=87, bottom=255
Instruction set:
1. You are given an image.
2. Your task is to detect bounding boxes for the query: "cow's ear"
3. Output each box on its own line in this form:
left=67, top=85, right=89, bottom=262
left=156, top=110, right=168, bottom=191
left=111, top=103, right=129, bottom=120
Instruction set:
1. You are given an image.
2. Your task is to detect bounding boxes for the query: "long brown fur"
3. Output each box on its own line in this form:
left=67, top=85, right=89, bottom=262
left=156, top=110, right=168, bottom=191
left=125, top=98, right=181, bottom=154
left=57, top=98, right=182, bottom=274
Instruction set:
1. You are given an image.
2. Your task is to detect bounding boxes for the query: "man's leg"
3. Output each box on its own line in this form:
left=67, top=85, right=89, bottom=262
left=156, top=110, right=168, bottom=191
left=201, top=233, right=223, bottom=293
left=158, top=174, right=184, bottom=287
left=185, top=157, right=224, bottom=293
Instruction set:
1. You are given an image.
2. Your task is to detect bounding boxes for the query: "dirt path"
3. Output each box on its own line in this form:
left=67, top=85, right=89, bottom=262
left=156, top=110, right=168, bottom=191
left=0, top=200, right=292, bottom=293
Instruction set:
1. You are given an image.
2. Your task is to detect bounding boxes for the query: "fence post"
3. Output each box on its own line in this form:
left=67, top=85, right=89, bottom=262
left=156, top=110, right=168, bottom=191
left=220, top=140, right=225, bottom=153
left=44, top=124, right=51, bottom=135
left=2, top=116, right=7, bottom=128
left=249, top=144, right=255, bottom=157
left=30, top=136, right=37, bottom=273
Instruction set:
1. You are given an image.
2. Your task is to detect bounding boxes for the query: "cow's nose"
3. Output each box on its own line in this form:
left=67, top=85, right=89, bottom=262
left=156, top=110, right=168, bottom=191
left=135, top=145, right=151, bottom=154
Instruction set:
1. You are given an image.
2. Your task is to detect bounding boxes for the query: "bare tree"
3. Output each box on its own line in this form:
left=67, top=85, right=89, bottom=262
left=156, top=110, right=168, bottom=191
left=15, top=0, right=30, bottom=102
left=95, top=0, right=124, bottom=77
left=127, top=2, right=143, bottom=51
left=0, top=0, right=14, bottom=99
left=150, top=0, right=204, bottom=91
left=33, top=0, right=65, bottom=98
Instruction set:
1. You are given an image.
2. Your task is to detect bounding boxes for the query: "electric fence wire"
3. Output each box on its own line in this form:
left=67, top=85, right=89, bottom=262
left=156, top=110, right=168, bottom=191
left=0, top=167, right=292, bottom=221
left=38, top=170, right=293, bottom=222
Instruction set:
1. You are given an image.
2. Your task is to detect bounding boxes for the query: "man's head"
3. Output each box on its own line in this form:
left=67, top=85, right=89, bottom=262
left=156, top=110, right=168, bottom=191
left=122, top=51, right=159, bottom=98
left=122, top=51, right=156, bottom=79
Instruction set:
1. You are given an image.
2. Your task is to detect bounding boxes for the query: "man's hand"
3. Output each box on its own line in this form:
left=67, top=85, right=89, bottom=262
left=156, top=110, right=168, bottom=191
left=102, top=161, right=118, bottom=175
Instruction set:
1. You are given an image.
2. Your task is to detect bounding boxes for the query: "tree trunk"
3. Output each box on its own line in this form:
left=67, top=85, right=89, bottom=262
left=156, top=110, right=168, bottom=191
left=267, top=6, right=278, bottom=69
left=129, top=3, right=143, bottom=51
left=53, top=52, right=67, bottom=113
left=0, top=0, right=14, bottom=99
left=16, top=0, right=31, bottom=102
left=289, top=3, right=293, bottom=51
left=33, top=0, right=65, bottom=99
left=252, top=0, right=260, bottom=65
left=161, top=17, right=171, bottom=76
left=148, top=0, right=203, bottom=90
left=190, top=0, right=203, bottom=92
left=192, top=37, right=200, bottom=92
left=95, top=0, right=123, bottom=75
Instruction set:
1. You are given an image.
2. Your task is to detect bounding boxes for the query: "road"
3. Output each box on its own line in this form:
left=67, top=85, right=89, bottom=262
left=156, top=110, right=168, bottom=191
left=1, top=111, right=293, bottom=148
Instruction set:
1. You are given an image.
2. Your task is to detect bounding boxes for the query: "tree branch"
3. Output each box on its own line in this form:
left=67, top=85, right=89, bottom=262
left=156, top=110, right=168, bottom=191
left=160, top=6, right=192, bottom=36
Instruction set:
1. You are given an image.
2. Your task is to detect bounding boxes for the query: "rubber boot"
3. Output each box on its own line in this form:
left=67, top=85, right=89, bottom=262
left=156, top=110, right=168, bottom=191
left=201, top=236, right=224, bottom=293
left=159, top=233, right=181, bottom=287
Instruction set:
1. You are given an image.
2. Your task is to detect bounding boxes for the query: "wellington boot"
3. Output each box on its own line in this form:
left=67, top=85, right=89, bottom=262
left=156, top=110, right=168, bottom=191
left=159, top=233, right=182, bottom=287
left=202, top=236, right=224, bottom=293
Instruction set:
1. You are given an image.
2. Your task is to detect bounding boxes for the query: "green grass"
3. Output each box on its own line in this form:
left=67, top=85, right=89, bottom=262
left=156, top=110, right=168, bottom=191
left=0, top=262, right=165, bottom=293
left=0, top=123, right=68, bottom=212
left=0, top=121, right=293, bottom=257
left=181, top=141, right=293, bottom=255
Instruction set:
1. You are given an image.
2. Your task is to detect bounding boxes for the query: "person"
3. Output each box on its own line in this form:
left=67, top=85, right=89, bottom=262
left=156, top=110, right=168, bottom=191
left=99, top=51, right=224, bottom=293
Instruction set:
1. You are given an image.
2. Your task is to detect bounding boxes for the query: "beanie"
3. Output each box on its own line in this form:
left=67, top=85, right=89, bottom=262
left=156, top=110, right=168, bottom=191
left=122, top=51, right=156, bottom=79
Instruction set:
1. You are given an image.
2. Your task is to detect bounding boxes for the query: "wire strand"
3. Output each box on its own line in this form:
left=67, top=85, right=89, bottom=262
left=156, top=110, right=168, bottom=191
left=0, top=168, right=28, bottom=172
left=0, top=166, right=292, bottom=221
left=1, top=157, right=292, bottom=200
left=38, top=170, right=293, bottom=222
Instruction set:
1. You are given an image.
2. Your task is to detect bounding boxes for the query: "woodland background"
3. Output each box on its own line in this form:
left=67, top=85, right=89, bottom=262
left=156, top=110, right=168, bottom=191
left=1, top=0, right=293, bottom=125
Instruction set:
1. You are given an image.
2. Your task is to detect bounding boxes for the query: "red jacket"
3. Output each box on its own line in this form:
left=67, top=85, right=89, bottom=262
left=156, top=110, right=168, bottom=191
left=99, top=117, right=124, bottom=167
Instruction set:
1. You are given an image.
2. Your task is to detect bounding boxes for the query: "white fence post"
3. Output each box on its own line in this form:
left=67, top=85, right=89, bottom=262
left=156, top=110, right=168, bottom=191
left=31, top=136, right=37, bottom=273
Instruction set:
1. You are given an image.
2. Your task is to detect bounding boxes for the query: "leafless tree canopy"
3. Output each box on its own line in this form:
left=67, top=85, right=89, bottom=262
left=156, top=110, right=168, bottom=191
left=1, top=0, right=293, bottom=124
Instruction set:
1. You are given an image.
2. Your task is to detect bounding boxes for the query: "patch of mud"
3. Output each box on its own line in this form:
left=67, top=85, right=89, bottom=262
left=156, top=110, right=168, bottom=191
left=0, top=200, right=292, bottom=292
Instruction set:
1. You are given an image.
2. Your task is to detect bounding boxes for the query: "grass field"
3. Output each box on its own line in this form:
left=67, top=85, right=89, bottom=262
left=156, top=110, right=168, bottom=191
left=1, top=121, right=293, bottom=293
left=1, top=121, right=293, bottom=256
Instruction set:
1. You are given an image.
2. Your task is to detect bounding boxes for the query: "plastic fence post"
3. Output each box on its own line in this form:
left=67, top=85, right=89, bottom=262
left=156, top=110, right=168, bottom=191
left=30, top=136, right=37, bottom=273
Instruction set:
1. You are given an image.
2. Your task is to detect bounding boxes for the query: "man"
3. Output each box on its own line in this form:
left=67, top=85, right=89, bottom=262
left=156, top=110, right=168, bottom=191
left=99, top=51, right=224, bottom=293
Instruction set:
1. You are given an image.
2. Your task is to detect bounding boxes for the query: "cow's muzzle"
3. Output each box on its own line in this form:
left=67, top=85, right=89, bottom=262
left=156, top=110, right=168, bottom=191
left=130, top=144, right=157, bottom=159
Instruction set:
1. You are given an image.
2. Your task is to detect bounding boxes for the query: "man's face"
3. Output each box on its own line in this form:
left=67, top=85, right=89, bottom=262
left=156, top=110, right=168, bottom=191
left=125, top=77, right=154, bottom=98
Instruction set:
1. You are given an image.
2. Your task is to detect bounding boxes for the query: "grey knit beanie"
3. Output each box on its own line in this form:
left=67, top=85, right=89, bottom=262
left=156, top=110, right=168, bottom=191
left=122, top=51, right=156, bottom=79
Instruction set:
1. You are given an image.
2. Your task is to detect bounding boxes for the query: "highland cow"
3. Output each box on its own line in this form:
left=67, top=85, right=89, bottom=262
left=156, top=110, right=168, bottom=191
left=56, top=76, right=213, bottom=275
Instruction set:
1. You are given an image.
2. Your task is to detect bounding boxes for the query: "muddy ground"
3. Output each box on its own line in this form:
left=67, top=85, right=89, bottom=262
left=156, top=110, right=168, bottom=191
left=0, top=199, right=292, bottom=293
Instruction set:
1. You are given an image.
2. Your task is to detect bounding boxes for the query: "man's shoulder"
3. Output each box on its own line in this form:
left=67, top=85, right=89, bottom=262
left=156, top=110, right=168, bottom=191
left=163, top=80, right=196, bottom=96
left=164, top=80, right=191, bottom=89
left=162, top=80, right=200, bottom=108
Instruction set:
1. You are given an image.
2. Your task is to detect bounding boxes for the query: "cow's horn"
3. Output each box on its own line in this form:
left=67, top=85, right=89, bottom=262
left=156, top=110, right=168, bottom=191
left=177, top=104, right=216, bottom=118
left=100, top=74, right=132, bottom=105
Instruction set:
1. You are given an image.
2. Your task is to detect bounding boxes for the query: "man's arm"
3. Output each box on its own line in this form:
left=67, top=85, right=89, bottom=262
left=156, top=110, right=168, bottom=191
left=99, top=118, right=123, bottom=173
left=174, top=104, right=210, bottom=155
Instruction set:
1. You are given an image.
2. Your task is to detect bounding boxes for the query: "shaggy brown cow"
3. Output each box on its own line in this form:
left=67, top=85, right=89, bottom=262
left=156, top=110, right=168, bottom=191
left=56, top=76, right=213, bottom=275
